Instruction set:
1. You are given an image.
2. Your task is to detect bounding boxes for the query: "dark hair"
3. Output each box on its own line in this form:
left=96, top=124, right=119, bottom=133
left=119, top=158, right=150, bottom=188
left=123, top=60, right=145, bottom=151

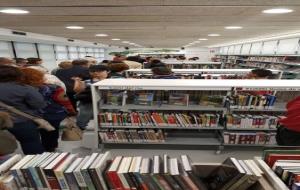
left=14, top=58, right=27, bottom=64
left=27, top=57, right=42, bottom=65
left=101, top=60, right=109, bottom=63
left=72, top=59, right=89, bottom=66
left=89, top=65, right=110, bottom=72
left=149, top=59, right=167, bottom=68
left=151, top=67, right=173, bottom=75
left=108, top=63, right=129, bottom=72
left=251, top=69, right=273, bottom=78
left=0, top=65, right=23, bottom=82
left=126, top=56, right=143, bottom=63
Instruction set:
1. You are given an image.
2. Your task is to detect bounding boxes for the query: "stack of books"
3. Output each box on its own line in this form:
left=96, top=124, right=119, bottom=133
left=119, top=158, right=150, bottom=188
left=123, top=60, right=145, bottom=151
left=223, top=132, right=276, bottom=145
left=169, top=93, right=189, bottom=106
left=134, top=92, right=154, bottom=106
left=105, top=91, right=124, bottom=106
left=98, top=129, right=165, bottom=143
left=226, top=94, right=277, bottom=110
left=199, top=95, right=225, bottom=107
left=226, top=114, right=281, bottom=129
left=0, top=153, right=264, bottom=190
left=98, top=112, right=222, bottom=128
left=263, top=149, right=300, bottom=189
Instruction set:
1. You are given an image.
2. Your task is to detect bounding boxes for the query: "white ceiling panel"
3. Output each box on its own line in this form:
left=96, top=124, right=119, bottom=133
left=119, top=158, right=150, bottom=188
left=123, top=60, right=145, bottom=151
left=0, top=1, right=300, bottom=47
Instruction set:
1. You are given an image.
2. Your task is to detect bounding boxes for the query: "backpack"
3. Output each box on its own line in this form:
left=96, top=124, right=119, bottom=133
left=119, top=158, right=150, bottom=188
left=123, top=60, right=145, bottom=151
left=39, top=85, right=67, bottom=118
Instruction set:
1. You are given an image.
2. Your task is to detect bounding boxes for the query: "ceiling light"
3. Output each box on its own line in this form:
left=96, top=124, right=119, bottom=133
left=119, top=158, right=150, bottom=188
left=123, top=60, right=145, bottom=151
left=111, top=38, right=120, bottom=41
left=208, top=34, right=221, bottom=37
left=263, top=8, right=293, bottom=14
left=95, top=34, right=108, bottom=37
left=66, top=26, right=84, bottom=30
left=122, top=41, right=130, bottom=43
left=198, top=38, right=208, bottom=41
left=225, top=26, right=243, bottom=30
left=0, top=8, right=29, bottom=14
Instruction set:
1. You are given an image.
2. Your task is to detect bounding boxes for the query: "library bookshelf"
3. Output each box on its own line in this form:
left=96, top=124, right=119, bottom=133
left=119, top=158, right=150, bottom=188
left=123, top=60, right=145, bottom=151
left=91, top=79, right=300, bottom=152
left=215, top=55, right=300, bottom=79
left=126, top=68, right=283, bottom=79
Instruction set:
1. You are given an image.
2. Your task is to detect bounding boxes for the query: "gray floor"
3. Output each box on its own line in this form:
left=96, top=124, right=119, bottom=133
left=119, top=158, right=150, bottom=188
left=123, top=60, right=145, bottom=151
left=14, top=137, right=262, bottom=163
left=57, top=140, right=262, bottom=163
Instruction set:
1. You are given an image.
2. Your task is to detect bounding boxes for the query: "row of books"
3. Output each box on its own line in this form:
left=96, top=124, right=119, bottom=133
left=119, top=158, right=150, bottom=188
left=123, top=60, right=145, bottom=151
left=263, top=149, right=300, bottom=189
left=226, top=114, right=281, bottom=129
left=0, top=152, right=272, bottom=190
left=248, top=56, right=285, bottom=63
left=226, top=94, right=277, bottom=110
left=223, top=132, right=276, bottom=145
left=98, top=112, right=222, bottom=128
left=98, top=129, right=165, bottom=143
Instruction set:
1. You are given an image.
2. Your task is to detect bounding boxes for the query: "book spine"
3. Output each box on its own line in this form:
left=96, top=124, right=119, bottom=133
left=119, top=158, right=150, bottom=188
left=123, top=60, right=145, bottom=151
left=89, top=169, right=104, bottom=190
left=28, top=167, right=43, bottom=189
left=43, top=169, right=61, bottom=190
left=64, top=173, right=80, bottom=190
left=54, top=170, right=70, bottom=190
left=107, top=171, right=125, bottom=190
left=73, top=170, right=87, bottom=188
left=81, top=169, right=96, bottom=190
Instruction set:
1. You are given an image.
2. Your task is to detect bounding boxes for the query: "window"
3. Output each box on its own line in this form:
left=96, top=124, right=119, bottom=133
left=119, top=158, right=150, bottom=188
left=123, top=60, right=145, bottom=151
left=78, top=47, right=86, bottom=58
left=55, top=45, right=68, bottom=60
left=14, top=42, right=38, bottom=58
left=68, top=46, right=79, bottom=59
left=86, top=47, right=94, bottom=57
left=0, top=41, right=14, bottom=58
left=277, top=38, right=300, bottom=55
left=37, top=44, right=56, bottom=70
left=250, top=42, right=263, bottom=55
left=261, top=40, right=278, bottom=55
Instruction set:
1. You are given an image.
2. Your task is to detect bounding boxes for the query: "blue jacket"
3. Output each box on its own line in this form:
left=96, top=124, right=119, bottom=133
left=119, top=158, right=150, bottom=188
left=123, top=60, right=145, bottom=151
left=0, top=82, right=46, bottom=123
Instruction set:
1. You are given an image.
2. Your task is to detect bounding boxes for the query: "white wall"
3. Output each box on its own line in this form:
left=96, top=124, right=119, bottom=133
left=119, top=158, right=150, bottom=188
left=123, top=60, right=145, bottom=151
left=184, top=47, right=213, bottom=61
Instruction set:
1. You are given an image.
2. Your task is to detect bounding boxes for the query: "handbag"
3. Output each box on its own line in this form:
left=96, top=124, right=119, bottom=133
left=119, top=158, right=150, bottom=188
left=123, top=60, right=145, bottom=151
left=0, top=130, right=18, bottom=155
left=61, top=117, right=82, bottom=141
left=0, top=101, right=55, bottom=131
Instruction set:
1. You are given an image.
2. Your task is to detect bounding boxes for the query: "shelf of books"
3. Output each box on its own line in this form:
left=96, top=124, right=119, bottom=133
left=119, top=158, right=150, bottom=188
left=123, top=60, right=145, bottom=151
left=144, top=61, right=223, bottom=69
left=3, top=149, right=300, bottom=190
left=126, top=69, right=283, bottom=79
left=215, top=55, right=300, bottom=79
left=91, top=79, right=300, bottom=150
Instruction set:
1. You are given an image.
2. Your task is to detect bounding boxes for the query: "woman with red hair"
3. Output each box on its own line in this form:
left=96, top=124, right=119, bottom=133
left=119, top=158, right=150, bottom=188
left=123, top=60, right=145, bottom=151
left=20, top=68, right=76, bottom=151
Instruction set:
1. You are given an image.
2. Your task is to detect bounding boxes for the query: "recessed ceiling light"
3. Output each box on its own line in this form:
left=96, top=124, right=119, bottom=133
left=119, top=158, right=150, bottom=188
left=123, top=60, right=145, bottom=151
left=0, top=8, right=29, bottom=14
left=208, top=34, right=221, bottom=37
left=129, top=43, right=135, bottom=45
left=225, top=26, right=243, bottom=30
left=198, top=38, right=208, bottom=41
left=263, top=8, right=293, bottom=14
left=66, top=26, right=84, bottom=29
left=122, top=41, right=130, bottom=43
left=111, top=38, right=120, bottom=41
left=95, top=34, right=108, bottom=37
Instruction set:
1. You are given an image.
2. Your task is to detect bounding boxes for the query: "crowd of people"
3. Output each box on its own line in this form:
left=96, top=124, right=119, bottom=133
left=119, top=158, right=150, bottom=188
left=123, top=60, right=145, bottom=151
left=0, top=54, right=179, bottom=155
left=0, top=54, right=298, bottom=155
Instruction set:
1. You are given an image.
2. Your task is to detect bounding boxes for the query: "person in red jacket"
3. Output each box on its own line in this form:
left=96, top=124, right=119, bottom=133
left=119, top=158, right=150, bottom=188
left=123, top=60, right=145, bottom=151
left=276, top=96, right=300, bottom=146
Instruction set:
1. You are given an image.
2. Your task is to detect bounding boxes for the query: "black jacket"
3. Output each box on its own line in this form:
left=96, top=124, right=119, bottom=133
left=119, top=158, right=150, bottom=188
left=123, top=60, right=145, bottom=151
left=55, top=65, right=90, bottom=92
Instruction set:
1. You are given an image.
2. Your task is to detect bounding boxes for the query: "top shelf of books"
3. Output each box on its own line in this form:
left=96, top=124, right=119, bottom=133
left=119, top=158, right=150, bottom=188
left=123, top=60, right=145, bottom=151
left=127, top=69, right=282, bottom=74
left=163, top=61, right=222, bottom=65
left=94, top=79, right=300, bottom=91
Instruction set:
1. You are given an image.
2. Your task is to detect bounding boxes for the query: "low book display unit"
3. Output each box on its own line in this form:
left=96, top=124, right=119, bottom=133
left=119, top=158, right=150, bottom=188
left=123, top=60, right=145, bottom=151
left=91, top=79, right=300, bottom=152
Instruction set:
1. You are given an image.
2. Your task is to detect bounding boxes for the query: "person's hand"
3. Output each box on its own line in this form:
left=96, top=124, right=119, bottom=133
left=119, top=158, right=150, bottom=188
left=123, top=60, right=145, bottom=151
left=71, top=77, right=82, bottom=81
left=68, top=111, right=78, bottom=117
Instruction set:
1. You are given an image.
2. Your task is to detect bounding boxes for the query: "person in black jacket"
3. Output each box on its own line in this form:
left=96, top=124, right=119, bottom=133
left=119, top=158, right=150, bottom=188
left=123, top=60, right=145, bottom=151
left=55, top=59, right=90, bottom=109
left=75, top=65, right=110, bottom=129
